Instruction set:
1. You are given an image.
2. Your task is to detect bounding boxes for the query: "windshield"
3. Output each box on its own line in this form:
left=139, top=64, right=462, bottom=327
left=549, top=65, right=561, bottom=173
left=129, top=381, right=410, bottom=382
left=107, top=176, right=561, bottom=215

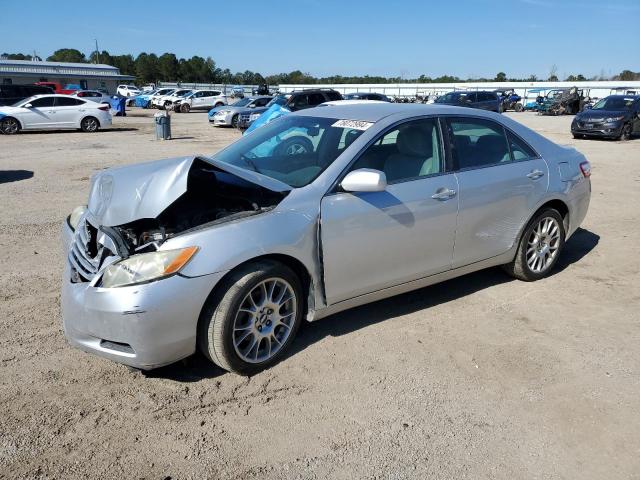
left=232, top=98, right=252, bottom=107
left=211, top=115, right=367, bottom=188
left=266, top=94, right=290, bottom=107
left=435, top=92, right=464, bottom=103
left=592, top=96, right=636, bottom=111
left=176, top=90, right=191, bottom=97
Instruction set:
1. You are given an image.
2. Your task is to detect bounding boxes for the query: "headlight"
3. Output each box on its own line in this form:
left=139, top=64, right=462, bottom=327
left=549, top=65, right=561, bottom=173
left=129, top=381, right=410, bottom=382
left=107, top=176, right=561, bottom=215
left=100, top=246, right=198, bottom=288
left=604, top=116, right=624, bottom=123
left=216, top=110, right=231, bottom=115
left=68, top=205, right=87, bottom=230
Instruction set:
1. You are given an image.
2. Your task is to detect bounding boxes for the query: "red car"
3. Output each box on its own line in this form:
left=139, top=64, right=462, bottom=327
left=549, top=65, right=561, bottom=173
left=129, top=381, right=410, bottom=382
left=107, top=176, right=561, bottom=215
left=34, top=81, right=80, bottom=95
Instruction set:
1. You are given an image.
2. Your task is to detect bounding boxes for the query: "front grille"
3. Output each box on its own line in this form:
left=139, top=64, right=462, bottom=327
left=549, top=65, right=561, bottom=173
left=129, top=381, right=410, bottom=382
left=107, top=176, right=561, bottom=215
left=68, top=219, right=106, bottom=282
left=239, top=113, right=250, bottom=122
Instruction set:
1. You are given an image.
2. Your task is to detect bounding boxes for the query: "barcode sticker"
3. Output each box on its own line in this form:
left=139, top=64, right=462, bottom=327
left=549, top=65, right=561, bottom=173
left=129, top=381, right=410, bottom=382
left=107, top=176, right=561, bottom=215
left=332, top=119, right=374, bottom=131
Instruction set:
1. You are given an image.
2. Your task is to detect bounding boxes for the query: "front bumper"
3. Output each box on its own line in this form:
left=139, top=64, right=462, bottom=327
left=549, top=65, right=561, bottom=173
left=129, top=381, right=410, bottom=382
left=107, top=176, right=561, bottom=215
left=61, top=222, right=226, bottom=370
left=572, top=121, right=623, bottom=138
left=212, top=113, right=233, bottom=126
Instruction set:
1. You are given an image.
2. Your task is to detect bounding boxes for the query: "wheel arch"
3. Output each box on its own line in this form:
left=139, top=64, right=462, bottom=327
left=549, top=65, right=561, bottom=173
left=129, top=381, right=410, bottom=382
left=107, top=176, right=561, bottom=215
left=515, top=198, right=570, bottom=250
left=1, top=115, right=24, bottom=130
left=81, top=115, right=101, bottom=127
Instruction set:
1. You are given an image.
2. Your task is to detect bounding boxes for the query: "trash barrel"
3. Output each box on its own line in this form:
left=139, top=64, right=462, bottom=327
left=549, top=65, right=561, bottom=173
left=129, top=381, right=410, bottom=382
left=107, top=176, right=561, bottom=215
left=154, top=112, right=171, bottom=140
left=109, top=96, right=126, bottom=116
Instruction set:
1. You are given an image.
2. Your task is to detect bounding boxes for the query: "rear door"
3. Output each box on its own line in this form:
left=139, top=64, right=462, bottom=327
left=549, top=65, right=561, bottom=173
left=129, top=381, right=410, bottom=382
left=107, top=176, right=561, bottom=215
left=53, top=96, right=85, bottom=127
left=445, top=116, right=548, bottom=267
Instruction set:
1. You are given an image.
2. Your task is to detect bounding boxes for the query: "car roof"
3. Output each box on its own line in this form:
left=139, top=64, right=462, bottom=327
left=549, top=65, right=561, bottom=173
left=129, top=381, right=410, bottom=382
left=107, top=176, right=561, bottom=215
left=295, top=102, right=505, bottom=122
left=607, top=94, right=640, bottom=99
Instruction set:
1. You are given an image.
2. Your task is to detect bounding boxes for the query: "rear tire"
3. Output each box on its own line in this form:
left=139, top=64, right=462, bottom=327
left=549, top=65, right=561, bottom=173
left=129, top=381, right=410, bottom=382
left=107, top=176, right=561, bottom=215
left=503, top=209, right=565, bottom=281
left=515, top=103, right=523, bottom=112
left=181, top=103, right=190, bottom=113
left=80, top=116, right=99, bottom=132
left=274, top=136, right=314, bottom=156
left=0, top=117, right=20, bottom=135
left=198, top=260, right=303, bottom=375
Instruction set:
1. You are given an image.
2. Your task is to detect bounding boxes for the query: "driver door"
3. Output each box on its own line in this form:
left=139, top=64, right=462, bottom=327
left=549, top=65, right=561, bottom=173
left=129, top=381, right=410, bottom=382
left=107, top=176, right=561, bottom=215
left=19, top=96, right=56, bottom=129
left=320, top=118, right=459, bottom=304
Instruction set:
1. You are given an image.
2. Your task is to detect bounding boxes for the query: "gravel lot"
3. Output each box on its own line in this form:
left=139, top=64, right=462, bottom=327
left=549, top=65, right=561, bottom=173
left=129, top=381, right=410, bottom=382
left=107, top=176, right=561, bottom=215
left=0, top=109, right=638, bottom=480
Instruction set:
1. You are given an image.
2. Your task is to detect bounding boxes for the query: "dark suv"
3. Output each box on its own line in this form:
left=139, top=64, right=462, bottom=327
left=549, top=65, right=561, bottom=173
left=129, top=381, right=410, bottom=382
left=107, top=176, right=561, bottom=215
left=0, top=84, right=55, bottom=106
left=239, top=88, right=343, bottom=130
left=435, top=90, right=502, bottom=112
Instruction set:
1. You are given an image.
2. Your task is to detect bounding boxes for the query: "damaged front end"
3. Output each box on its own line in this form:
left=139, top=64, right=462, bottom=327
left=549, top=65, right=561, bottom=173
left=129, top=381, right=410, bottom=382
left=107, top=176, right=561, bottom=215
left=67, top=155, right=290, bottom=284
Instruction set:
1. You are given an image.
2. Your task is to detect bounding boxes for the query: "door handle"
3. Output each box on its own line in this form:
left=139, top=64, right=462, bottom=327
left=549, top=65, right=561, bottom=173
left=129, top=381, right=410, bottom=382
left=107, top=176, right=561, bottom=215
left=431, top=188, right=457, bottom=200
left=527, top=169, right=545, bottom=179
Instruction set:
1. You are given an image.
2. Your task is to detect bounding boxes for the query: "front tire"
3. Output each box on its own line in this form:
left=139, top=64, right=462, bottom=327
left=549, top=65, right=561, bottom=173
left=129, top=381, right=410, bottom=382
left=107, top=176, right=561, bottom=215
left=503, top=209, right=565, bottom=281
left=80, top=116, right=99, bottom=132
left=180, top=103, right=190, bottom=113
left=0, top=117, right=20, bottom=135
left=620, top=123, right=632, bottom=141
left=198, top=260, right=304, bottom=375
left=231, top=114, right=239, bottom=128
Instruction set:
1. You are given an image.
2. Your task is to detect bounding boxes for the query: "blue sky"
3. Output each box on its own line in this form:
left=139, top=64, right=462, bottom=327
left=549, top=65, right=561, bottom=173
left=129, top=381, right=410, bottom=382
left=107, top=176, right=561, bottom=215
left=1, top=0, right=638, bottom=78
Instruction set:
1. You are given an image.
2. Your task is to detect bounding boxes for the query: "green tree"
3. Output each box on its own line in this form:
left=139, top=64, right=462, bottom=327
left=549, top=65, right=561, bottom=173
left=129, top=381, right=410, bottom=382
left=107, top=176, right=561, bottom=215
left=47, top=48, right=86, bottom=63
left=158, top=53, right=179, bottom=81
left=135, top=53, right=159, bottom=84
left=618, top=70, right=636, bottom=81
left=495, top=72, right=507, bottom=82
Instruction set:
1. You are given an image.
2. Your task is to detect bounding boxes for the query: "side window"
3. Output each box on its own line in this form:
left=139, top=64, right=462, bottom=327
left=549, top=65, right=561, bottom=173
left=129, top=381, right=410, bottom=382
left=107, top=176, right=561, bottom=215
left=290, top=94, right=309, bottom=109
left=447, top=118, right=511, bottom=169
left=506, top=130, right=538, bottom=161
left=308, top=93, right=325, bottom=106
left=55, top=97, right=83, bottom=106
left=326, top=91, right=342, bottom=101
left=349, top=118, right=443, bottom=183
left=30, top=97, right=55, bottom=108
left=256, top=98, right=270, bottom=107
left=212, top=91, right=221, bottom=96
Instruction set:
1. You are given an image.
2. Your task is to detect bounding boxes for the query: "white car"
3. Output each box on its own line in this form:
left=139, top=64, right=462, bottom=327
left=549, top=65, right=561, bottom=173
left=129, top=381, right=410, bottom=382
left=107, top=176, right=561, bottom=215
left=0, top=94, right=112, bottom=134
left=173, top=89, right=228, bottom=113
left=73, top=90, right=112, bottom=105
left=153, top=89, right=193, bottom=109
left=147, top=88, right=176, bottom=107
left=117, top=85, right=141, bottom=97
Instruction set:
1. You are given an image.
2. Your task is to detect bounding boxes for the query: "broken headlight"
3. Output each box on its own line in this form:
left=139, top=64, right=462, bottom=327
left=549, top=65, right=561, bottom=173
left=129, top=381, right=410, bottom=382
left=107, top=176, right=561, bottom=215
left=68, top=205, right=87, bottom=231
left=100, top=246, right=198, bottom=288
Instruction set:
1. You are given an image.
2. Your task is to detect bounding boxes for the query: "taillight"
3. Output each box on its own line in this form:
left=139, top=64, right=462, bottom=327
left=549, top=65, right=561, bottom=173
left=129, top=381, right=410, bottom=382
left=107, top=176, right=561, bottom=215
left=78, top=92, right=86, bottom=97
left=98, top=104, right=110, bottom=111
left=579, top=161, right=591, bottom=178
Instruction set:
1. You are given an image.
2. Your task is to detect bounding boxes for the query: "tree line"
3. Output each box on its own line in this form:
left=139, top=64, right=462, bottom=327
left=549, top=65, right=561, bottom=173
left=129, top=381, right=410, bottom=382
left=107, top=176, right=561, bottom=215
left=2, top=49, right=638, bottom=85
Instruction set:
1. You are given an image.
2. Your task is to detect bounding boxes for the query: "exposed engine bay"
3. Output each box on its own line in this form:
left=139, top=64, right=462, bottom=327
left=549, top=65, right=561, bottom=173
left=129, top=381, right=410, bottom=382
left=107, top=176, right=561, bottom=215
left=99, top=158, right=287, bottom=257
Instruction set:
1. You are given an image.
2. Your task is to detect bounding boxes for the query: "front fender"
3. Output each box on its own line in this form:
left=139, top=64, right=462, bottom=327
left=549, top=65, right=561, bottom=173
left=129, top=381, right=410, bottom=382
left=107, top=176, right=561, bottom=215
left=163, top=208, right=320, bottom=283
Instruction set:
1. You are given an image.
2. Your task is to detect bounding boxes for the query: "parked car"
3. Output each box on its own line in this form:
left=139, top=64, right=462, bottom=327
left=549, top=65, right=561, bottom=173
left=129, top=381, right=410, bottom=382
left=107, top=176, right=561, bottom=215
left=152, top=89, right=192, bottom=109
left=211, top=96, right=272, bottom=127
left=343, top=92, right=391, bottom=102
left=61, top=103, right=591, bottom=375
left=0, top=94, right=111, bottom=134
left=435, top=91, right=502, bottom=112
left=242, top=88, right=343, bottom=133
left=237, top=94, right=291, bottom=130
left=0, top=84, right=54, bottom=106
left=34, top=81, right=79, bottom=95
left=73, top=90, right=112, bottom=106
left=146, top=88, right=176, bottom=108
left=172, top=90, right=229, bottom=113
left=230, top=86, right=245, bottom=98
left=117, top=85, right=141, bottom=97
left=571, top=95, right=640, bottom=140
left=125, top=90, right=156, bottom=107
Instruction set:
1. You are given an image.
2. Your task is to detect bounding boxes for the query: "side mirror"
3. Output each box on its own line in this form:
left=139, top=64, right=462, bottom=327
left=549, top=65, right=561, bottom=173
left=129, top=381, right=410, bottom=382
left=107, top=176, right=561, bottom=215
left=249, top=104, right=256, bottom=108
left=341, top=169, right=387, bottom=193
left=23, top=103, right=33, bottom=108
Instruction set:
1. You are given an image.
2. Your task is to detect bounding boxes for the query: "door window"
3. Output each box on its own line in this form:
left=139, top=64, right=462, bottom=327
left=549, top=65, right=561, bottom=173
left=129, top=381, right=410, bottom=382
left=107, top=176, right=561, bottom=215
left=506, top=130, right=538, bottom=161
left=255, top=97, right=270, bottom=107
left=29, top=97, right=55, bottom=108
left=348, top=118, right=443, bottom=183
left=55, top=97, right=84, bottom=106
left=447, top=118, right=510, bottom=169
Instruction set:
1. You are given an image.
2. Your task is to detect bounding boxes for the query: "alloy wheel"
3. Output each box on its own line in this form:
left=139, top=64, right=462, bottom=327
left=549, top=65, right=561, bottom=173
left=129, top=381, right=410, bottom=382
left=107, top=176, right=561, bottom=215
left=232, top=278, right=297, bottom=363
left=526, top=216, right=561, bottom=273
left=82, top=118, right=98, bottom=132
left=1, top=118, right=19, bottom=134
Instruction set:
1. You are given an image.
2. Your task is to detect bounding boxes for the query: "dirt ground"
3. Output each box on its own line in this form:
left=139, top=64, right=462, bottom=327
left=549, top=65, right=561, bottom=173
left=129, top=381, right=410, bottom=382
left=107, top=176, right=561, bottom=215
left=0, top=109, right=639, bottom=480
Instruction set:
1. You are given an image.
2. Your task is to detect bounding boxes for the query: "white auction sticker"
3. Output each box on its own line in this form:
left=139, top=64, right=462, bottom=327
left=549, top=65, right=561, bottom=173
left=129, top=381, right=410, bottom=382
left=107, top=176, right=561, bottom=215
left=332, top=119, right=374, bottom=131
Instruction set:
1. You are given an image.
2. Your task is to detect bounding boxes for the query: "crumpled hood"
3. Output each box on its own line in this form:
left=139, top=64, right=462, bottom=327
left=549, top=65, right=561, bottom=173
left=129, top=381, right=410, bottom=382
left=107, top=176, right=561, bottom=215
left=87, top=155, right=291, bottom=227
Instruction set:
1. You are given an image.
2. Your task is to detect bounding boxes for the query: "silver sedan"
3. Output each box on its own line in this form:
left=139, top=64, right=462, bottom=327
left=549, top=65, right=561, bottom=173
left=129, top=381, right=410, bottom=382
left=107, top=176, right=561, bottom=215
left=62, top=103, right=591, bottom=375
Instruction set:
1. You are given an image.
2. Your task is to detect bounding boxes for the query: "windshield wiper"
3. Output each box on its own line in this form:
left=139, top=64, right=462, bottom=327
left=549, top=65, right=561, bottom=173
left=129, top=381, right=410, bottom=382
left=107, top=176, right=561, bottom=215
left=240, top=155, right=262, bottom=174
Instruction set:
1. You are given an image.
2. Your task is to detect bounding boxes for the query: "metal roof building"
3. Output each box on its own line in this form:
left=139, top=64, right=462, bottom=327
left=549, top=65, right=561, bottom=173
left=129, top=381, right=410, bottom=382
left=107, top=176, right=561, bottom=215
left=0, top=59, right=135, bottom=94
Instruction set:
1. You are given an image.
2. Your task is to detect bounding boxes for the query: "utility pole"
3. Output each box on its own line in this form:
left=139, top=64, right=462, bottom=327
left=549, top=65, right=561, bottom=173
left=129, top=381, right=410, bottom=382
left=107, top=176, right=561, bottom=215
left=94, top=39, right=100, bottom=64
